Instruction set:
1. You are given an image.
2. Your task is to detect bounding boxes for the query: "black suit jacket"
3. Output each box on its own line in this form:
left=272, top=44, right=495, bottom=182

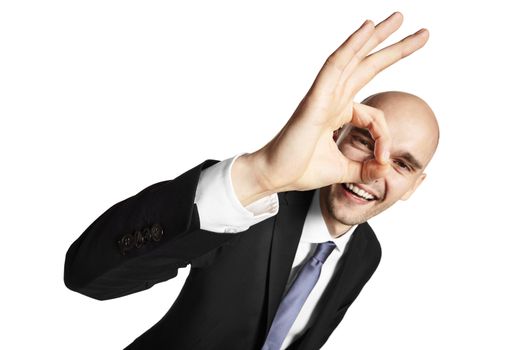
left=64, top=159, right=382, bottom=349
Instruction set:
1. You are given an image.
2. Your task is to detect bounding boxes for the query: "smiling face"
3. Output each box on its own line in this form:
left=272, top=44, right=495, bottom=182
left=320, top=91, right=439, bottom=237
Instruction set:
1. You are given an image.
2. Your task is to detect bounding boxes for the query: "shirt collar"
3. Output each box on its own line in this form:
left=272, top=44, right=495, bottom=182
left=301, top=188, right=357, bottom=252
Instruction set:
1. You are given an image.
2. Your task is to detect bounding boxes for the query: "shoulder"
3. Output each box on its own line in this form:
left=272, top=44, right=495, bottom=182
left=354, top=221, right=382, bottom=267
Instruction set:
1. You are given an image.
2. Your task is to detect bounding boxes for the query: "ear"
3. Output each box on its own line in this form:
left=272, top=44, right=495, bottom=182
left=400, top=173, right=426, bottom=201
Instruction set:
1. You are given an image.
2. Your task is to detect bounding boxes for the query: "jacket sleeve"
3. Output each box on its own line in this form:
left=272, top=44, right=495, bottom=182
left=63, top=159, right=235, bottom=301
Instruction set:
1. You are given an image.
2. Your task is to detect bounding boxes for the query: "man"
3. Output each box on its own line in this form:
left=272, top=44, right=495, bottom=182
left=64, top=12, right=438, bottom=349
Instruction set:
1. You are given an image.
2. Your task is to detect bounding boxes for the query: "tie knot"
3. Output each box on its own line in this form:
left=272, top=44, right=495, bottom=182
left=312, top=241, right=336, bottom=264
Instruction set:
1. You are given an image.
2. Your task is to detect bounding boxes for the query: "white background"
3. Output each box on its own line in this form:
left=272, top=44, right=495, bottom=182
left=1, top=0, right=524, bottom=349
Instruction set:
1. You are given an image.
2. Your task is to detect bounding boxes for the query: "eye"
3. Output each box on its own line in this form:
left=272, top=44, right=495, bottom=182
left=393, top=159, right=410, bottom=171
left=350, top=135, right=374, bottom=152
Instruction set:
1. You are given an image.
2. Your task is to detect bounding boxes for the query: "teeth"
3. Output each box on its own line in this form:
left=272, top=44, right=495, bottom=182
left=344, top=183, right=375, bottom=200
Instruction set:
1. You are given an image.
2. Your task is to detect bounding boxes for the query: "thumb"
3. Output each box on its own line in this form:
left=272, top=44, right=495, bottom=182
left=340, top=152, right=390, bottom=184
left=361, top=159, right=390, bottom=183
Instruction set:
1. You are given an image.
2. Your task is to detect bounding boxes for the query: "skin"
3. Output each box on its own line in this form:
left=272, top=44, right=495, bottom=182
left=231, top=12, right=438, bottom=238
left=320, top=91, right=439, bottom=237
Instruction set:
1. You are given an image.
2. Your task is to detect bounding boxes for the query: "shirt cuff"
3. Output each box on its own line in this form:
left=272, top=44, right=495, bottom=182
left=194, top=153, right=279, bottom=233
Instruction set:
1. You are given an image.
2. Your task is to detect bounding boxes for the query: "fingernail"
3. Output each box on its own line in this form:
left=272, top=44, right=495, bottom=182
left=383, top=151, right=390, bottom=163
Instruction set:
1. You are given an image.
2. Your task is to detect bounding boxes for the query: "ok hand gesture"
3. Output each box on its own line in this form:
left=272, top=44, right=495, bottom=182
left=233, top=12, right=429, bottom=205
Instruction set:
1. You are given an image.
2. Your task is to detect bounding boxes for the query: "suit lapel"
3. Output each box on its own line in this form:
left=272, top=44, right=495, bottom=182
left=297, top=222, right=381, bottom=349
left=265, top=189, right=315, bottom=334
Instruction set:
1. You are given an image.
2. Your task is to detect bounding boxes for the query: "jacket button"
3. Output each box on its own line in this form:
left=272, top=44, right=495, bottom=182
left=118, top=233, right=135, bottom=255
left=151, top=223, right=164, bottom=242
left=134, top=230, right=145, bottom=248
left=142, top=227, right=151, bottom=242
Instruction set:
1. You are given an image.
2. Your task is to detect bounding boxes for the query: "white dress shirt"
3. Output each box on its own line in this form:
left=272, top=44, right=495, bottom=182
left=194, top=153, right=357, bottom=349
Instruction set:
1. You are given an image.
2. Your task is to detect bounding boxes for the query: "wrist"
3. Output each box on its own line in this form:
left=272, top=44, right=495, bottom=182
left=231, top=151, right=277, bottom=206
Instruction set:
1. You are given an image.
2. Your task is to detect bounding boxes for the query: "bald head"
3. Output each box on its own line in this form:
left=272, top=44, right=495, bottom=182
left=362, top=91, right=439, bottom=168
left=323, top=91, right=440, bottom=232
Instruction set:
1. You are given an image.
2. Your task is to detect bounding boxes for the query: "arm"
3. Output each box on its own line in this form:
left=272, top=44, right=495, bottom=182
left=63, top=159, right=228, bottom=300
left=64, top=155, right=280, bottom=301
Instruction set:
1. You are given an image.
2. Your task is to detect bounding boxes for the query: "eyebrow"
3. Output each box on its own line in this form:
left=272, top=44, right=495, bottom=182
left=398, top=152, right=423, bottom=170
left=349, top=127, right=423, bottom=170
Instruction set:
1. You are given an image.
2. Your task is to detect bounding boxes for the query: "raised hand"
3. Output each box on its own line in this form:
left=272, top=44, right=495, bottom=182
left=232, top=12, right=429, bottom=206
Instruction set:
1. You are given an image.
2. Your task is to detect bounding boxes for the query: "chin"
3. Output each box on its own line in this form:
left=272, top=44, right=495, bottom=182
left=334, top=210, right=370, bottom=226
left=327, top=198, right=371, bottom=226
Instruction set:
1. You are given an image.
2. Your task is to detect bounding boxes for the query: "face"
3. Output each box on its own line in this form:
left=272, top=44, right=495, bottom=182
left=320, top=104, right=437, bottom=235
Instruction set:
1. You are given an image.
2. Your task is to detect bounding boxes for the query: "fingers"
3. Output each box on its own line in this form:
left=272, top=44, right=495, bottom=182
left=326, top=19, right=376, bottom=73
left=364, top=28, right=429, bottom=75
left=361, top=159, right=391, bottom=184
left=310, top=20, right=376, bottom=94
left=341, top=157, right=391, bottom=185
left=343, top=12, right=404, bottom=75
left=338, top=102, right=391, bottom=185
left=349, top=28, right=430, bottom=92
left=351, top=103, right=391, bottom=164
left=358, top=12, right=404, bottom=58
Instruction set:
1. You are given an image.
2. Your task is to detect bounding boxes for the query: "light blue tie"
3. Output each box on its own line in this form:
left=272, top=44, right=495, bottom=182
left=262, top=241, right=336, bottom=350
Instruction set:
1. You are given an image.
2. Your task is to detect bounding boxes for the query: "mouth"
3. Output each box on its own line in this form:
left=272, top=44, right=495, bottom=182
left=340, top=183, right=379, bottom=203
